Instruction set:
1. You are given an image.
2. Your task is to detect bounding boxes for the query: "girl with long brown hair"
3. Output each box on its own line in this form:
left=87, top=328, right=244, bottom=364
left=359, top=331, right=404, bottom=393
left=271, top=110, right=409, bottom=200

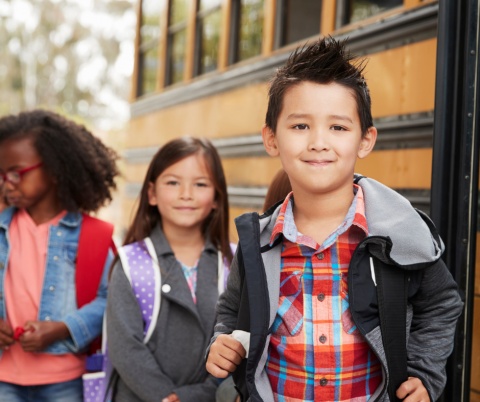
left=106, top=137, right=234, bottom=402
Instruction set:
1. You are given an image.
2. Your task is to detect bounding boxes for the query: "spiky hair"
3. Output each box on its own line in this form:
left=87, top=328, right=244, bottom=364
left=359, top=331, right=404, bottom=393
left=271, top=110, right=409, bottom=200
left=265, top=36, right=372, bottom=135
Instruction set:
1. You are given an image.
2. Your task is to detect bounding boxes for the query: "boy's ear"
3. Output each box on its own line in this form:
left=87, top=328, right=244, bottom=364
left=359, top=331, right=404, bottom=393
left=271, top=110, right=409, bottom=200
left=262, top=124, right=280, bottom=157
left=147, top=181, right=158, bottom=206
left=357, top=126, right=377, bottom=159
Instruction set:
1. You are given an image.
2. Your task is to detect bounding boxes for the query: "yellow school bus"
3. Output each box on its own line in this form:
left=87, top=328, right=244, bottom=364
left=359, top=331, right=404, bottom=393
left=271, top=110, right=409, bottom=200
left=124, top=0, right=437, bottom=235
left=118, top=0, right=479, bottom=400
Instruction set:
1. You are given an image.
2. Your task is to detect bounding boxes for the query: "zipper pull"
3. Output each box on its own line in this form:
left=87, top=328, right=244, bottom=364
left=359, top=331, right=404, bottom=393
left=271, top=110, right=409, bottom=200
left=370, top=257, right=377, bottom=287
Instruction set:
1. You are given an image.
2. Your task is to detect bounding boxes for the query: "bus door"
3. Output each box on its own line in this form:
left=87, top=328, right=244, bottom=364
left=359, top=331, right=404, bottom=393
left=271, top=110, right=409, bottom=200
left=432, top=0, right=480, bottom=400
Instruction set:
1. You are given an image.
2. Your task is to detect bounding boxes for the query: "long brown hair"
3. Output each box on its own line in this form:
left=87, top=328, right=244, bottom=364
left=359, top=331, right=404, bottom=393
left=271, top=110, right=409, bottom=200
left=263, top=168, right=292, bottom=212
left=123, top=136, right=232, bottom=264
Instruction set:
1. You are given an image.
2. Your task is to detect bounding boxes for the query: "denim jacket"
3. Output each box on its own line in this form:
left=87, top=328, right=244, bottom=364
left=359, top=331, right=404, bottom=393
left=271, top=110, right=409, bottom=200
left=0, top=207, right=112, bottom=356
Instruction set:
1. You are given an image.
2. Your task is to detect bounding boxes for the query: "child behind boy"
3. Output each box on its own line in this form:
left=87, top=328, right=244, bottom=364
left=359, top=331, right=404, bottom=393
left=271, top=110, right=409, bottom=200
left=0, top=110, right=118, bottom=401
left=207, top=38, right=463, bottom=402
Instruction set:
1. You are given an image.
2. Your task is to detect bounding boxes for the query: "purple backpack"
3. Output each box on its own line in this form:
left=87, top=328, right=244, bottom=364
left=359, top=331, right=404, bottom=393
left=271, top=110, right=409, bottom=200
left=82, top=238, right=235, bottom=402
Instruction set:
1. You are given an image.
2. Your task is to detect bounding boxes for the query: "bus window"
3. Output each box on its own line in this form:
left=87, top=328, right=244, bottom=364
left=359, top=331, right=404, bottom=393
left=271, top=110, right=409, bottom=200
left=338, top=0, right=403, bottom=26
left=139, top=47, right=159, bottom=95
left=274, top=0, right=321, bottom=49
left=138, top=0, right=164, bottom=96
left=196, top=0, right=222, bottom=76
left=230, top=0, right=265, bottom=63
left=166, top=0, right=189, bottom=86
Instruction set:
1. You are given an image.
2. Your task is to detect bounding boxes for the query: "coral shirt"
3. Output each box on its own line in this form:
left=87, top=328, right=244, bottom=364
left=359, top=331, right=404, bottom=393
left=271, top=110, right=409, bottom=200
left=0, top=209, right=86, bottom=385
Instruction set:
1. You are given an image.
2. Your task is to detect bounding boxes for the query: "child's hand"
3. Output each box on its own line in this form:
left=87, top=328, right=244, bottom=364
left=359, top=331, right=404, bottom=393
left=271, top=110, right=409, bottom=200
left=396, top=377, right=430, bottom=402
left=206, top=334, right=246, bottom=378
left=162, top=393, right=179, bottom=402
left=0, top=317, right=14, bottom=350
left=19, top=321, right=70, bottom=352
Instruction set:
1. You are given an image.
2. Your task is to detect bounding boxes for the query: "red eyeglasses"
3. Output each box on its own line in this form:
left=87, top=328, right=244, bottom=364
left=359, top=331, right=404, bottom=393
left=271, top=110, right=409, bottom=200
left=0, top=163, right=43, bottom=186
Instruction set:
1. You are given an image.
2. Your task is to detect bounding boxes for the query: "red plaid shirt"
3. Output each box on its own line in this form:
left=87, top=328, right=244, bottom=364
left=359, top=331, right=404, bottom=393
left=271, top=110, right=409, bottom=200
left=265, top=186, right=382, bottom=402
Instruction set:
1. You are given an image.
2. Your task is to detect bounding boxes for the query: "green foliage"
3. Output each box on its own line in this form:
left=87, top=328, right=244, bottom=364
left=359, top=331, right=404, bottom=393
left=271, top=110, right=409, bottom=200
left=0, top=0, right=136, bottom=131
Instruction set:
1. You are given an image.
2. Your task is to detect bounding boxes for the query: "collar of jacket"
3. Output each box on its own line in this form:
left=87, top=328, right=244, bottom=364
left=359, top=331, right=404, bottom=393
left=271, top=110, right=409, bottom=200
left=0, top=206, right=82, bottom=232
left=148, top=222, right=220, bottom=335
left=149, top=222, right=218, bottom=258
left=255, top=174, right=443, bottom=271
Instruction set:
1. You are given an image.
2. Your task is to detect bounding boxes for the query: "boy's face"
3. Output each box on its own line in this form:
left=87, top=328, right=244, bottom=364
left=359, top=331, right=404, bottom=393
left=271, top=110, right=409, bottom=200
left=262, top=81, right=376, bottom=196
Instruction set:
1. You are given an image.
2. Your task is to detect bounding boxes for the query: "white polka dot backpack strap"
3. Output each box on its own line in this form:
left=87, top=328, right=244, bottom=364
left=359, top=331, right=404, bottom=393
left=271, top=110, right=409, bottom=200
left=117, top=237, right=162, bottom=344
left=82, top=237, right=161, bottom=402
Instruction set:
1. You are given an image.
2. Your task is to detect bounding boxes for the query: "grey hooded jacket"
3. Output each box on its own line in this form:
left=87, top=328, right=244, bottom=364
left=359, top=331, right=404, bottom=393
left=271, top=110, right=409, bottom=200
left=208, top=176, right=463, bottom=402
left=107, top=224, right=219, bottom=402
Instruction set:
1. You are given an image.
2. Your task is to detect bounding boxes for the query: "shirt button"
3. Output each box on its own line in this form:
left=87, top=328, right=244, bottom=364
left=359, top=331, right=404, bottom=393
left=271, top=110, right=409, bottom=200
left=0, top=292, right=3, bottom=300
left=320, top=378, right=328, bottom=386
left=319, top=335, right=327, bottom=344
left=317, top=293, right=325, bottom=302
left=49, top=286, right=55, bottom=291
left=56, top=231, right=62, bottom=236
left=54, top=256, right=59, bottom=261
left=162, top=284, right=171, bottom=293
left=45, top=316, right=51, bottom=321
left=317, top=253, right=324, bottom=260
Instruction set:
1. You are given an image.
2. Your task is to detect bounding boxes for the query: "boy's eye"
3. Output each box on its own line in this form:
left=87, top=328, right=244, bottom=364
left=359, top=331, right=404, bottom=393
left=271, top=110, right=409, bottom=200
left=293, top=124, right=309, bottom=130
left=331, top=125, right=347, bottom=131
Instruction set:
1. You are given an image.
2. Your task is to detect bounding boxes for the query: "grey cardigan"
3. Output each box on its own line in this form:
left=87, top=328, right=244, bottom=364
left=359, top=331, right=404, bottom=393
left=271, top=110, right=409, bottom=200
left=107, top=224, right=219, bottom=402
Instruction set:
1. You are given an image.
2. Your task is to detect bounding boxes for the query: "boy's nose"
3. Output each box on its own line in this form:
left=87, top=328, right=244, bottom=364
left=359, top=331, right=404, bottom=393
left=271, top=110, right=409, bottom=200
left=308, top=130, right=330, bottom=151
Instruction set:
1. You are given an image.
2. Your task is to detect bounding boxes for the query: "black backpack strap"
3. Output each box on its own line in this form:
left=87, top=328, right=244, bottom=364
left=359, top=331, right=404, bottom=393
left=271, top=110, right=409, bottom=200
left=231, top=244, right=250, bottom=402
left=373, top=257, right=408, bottom=402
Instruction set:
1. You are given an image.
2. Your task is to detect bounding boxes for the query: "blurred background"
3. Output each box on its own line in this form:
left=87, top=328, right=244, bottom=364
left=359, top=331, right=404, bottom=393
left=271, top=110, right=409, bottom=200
left=5, top=0, right=480, bottom=400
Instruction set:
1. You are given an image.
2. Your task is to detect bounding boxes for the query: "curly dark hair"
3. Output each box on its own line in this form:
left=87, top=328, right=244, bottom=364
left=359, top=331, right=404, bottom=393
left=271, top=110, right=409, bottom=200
left=266, top=36, right=372, bottom=136
left=0, top=109, right=119, bottom=213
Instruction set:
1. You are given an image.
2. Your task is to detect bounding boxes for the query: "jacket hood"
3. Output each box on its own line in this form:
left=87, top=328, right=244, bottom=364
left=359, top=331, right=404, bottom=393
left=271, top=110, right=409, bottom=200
left=356, top=175, right=443, bottom=266
left=256, top=175, right=443, bottom=268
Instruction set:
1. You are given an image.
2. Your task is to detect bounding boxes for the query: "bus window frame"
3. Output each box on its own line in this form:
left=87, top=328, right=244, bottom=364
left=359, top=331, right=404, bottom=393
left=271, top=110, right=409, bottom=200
left=165, top=1, right=189, bottom=86
left=193, top=1, right=222, bottom=77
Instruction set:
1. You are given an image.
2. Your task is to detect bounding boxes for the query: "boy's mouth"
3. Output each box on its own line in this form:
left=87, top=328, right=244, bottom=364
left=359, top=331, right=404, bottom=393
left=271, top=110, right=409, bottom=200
left=303, top=159, right=333, bottom=167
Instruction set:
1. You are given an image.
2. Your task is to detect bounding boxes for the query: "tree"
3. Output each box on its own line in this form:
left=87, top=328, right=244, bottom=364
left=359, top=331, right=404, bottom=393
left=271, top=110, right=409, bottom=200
left=0, top=0, right=137, bottom=131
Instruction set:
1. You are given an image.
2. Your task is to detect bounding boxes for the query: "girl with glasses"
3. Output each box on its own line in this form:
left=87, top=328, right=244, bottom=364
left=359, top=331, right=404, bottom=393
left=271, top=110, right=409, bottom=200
left=0, top=110, right=119, bottom=402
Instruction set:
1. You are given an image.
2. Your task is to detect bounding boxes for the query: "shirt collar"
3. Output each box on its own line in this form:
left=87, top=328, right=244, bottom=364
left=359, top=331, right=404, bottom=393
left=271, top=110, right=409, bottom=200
left=150, top=223, right=218, bottom=257
left=269, top=184, right=368, bottom=247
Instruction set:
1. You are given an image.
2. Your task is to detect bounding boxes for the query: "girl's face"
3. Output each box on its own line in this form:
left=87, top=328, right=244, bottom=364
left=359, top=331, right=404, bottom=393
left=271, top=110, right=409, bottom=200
left=0, top=137, right=56, bottom=210
left=148, top=153, right=217, bottom=232
left=0, top=185, right=8, bottom=213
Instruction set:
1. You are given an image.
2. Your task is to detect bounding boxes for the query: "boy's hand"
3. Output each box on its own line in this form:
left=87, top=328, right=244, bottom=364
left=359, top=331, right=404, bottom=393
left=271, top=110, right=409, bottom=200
left=206, top=334, right=246, bottom=378
left=0, top=317, right=14, bottom=350
left=162, top=393, right=179, bottom=402
left=396, top=377, right=430, bottom=402
left=19, top=321, right=70, bottom=352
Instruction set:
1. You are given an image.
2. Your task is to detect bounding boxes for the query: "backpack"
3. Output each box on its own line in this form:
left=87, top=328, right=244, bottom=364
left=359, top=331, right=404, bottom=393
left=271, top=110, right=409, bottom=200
left=232, top=241, right=408, bottom=402
left=76, top=214, right=116, bottom=354
left=82, top=238, right=235, bottom=402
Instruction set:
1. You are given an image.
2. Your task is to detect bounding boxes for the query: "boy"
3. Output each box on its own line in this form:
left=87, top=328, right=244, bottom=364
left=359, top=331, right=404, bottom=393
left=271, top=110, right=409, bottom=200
left=206, top=38, right=463, bottom=402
